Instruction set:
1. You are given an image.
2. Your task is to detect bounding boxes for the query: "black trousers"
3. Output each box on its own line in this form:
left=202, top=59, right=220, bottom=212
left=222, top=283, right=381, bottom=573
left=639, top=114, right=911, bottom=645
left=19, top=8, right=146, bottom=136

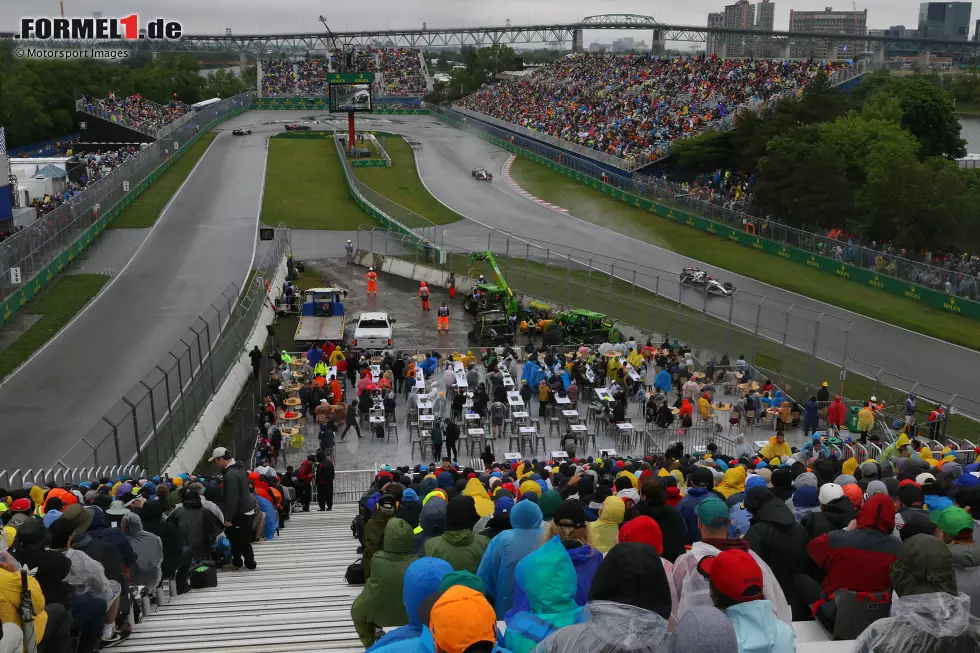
left=38, top=603, right=71, bottom=653
left=343, top=420, right=361, bottom=439
left=298, top=483, right=312, bottom=510
left=433, top=442, right=443, bottom=461
left=317, top=483, right=333, bottom=510
left=228, top=513, right=256, bottom=569
left=446, top=438, right=458, bottom=461
left=70, top=594, right=106, bottom=653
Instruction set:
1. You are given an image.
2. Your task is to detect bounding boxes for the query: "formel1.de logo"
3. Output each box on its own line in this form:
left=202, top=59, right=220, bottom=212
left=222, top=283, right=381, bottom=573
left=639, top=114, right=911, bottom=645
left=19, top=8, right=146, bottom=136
left=18, top=16, right=182, bottom=40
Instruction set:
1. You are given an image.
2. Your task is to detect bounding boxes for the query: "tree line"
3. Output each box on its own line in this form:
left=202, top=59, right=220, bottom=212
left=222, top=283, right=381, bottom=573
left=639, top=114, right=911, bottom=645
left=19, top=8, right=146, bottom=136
left=0, top=44, right=254, bottom=149
left=669, top=70, right=978, bottom=254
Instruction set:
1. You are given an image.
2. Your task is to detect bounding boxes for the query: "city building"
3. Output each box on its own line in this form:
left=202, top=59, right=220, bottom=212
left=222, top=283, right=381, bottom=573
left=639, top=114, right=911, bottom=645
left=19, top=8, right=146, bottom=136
left=975, top=17, right=980, bottom=40
left=723, top=0, right=757, bottom=57
left=707, top=12, right=725, bottom=55
left=918, top=2, right=972, bottom=41
left=789, top=6, right=868, bottom=60
left=756, top=0, right=776, bottom=31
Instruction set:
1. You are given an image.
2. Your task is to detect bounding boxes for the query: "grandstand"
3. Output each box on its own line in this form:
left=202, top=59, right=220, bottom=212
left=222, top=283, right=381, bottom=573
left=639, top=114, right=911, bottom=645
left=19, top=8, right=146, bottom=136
left=260, top=49, right=429, bottom=99
left=456, top=54, right=847, bottom=166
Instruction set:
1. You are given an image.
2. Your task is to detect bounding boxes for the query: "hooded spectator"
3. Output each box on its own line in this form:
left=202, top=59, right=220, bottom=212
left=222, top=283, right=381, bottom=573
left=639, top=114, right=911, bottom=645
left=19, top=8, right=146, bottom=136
left=351, top=518, right=419, bottom=647
left=428, top=585, right=505, bottom=653
left=365, top=557, right=454, bottom=653
left=801, top=483, right=855, bottom=542
left=120, top=512, right=163, bottom=591
left=716, top=466, right=746, bottom=500
left=698, top=549, right=795, bottom=653
left=936, top=506, right=980, bottom=616
left=137, top=501, right=181, bottom=585
left=423, top=495, right=490, bottom=573
left=394, top=488, right=422, bottom=529
left=618, top=515, right=680, bottom=627
left=854, top=534, right=980, bottom=653
left=532, top=542, right=671, bottom=653
left=588, top=495, right=625, bottom=554
left=477, top=500, right=543, bottom=618
left=668, top=606, right=739, bottom=653
left=166, top=489, right=222, bottom=592
left=509, top=500, right=602, bottom=617
left=412, top=495, right=447, bottom=555
left=463, top=478, right=495, bottom=518
left=803, top=493, right=900, bottom=630
left=363, top=494, right=397, bottom=578
left=503, top=536, right=584, bottom=653
left=635, top=480, right=687, bottom=562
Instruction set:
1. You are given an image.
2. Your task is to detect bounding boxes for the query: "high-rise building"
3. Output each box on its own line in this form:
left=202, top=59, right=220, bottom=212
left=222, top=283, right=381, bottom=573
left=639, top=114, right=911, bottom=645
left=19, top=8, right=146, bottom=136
left=975, top=17, right=980, bottom=40
left=723, top=0, right=756, bottom=56
left=789, top=6, right=868, bottom=59
left=756, top=0, right=776, bottom=31
left=918, top=2, right=972, bottom=41
left=707, top=12, right=725, bottom=55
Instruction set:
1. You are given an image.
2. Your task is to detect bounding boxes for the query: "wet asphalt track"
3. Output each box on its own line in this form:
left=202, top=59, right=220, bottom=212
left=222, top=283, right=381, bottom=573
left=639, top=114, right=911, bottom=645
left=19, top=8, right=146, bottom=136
left=1, top=110, right=975, bottom=470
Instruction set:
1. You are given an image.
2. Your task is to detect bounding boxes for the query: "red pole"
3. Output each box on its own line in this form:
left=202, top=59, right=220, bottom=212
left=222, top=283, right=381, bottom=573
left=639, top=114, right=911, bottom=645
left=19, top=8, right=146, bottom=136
left=348, top=111, right=355, bottom=152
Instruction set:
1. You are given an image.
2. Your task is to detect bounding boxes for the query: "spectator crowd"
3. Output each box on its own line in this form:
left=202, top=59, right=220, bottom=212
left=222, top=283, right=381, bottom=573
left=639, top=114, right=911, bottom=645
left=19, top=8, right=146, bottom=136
left=457, top=54, right=844, bottom=166
left=79, top=94, right=190, bottom=135
left=261, top=49, right=428, bottom=98
left=30, top=145, right=143, bottom=219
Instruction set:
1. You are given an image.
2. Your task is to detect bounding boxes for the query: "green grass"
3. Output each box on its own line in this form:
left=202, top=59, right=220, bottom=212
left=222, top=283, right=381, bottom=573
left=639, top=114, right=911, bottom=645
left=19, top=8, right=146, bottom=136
left=262, top=138, right=378, bottom=230
left=509, top=156, right=980, bottom=352
left=110, top=132, right=217, bottom=229
left=955, top=100, right=980, bottom=116
left=353, top=136, right=462, bottom=225
left=0, top=274, right=109, bottom=378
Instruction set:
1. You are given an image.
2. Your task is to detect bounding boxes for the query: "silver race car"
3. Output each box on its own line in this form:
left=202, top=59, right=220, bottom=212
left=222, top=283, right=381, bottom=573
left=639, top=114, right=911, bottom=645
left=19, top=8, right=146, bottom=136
left=472, top=167, right=493, bottom=182
left=680, top=267, right=736, bottom=296
left=232, top=128, right=252, bottom=136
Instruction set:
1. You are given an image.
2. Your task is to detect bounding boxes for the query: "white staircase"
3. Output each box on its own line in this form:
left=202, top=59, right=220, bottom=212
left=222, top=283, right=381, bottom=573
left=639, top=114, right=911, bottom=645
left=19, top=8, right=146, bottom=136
left=113, top=506, right=365, bottom=653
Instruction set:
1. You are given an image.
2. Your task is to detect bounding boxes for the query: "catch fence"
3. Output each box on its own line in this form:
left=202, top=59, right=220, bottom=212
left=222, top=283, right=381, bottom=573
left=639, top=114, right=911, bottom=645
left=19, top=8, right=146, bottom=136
left=54, top=225, right=291, bottom=474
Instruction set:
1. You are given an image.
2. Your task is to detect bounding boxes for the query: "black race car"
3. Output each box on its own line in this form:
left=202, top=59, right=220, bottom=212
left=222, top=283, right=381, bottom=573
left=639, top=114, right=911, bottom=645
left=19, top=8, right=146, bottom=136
left=679, top=266, right=736, bottom=297
left=285, top=124, right=310, bottom=131
left=232, top=128, right=252, bottom=136
left=472, top=168, right=493, bottom=182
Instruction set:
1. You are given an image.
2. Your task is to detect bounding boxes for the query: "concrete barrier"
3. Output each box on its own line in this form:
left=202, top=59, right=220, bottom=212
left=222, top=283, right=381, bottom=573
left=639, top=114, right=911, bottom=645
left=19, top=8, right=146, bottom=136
left=164, top=257, right=288, bottom=474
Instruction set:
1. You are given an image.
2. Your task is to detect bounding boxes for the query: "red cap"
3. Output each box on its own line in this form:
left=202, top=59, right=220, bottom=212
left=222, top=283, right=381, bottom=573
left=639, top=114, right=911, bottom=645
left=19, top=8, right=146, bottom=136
left=697, top=550, right=764, bottom=602
left=10, top=498, right=32, bottom=512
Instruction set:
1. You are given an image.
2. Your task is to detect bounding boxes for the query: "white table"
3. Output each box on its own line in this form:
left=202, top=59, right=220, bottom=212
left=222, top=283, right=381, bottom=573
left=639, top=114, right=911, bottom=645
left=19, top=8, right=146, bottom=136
left=416, top=396, right=434, bottom=413
left=503, top=376, right=515, bottom=388
left=505, top=453, right=522, bottom=462
left=512, top=411, right=530, bottom=423
left=508, top=397, right=524, bottom=409
left=454, top=373, right=468, bottom=389
left=419, top=414, right=435, bottom=425
left=468, top=427, right=485, bottom=437
left=561, top=409, right=580, bottom=424
left=507, top=391, right=523, bottom=403
left=519, top=426, right=537, bottom=436
left=369, top=416, right=386, bottom=426
left=465, top=413, right=482, bottom=423
left=555, top=396, right=571, bottom=406
left=570, top=424, right=588, bottom=433
left=595, top=388, right=613, bottom=402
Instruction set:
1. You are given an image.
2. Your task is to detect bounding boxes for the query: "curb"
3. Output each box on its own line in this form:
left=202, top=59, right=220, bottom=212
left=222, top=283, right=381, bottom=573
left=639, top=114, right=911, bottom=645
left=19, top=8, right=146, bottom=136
left=501, top=155, right=569, bottom=214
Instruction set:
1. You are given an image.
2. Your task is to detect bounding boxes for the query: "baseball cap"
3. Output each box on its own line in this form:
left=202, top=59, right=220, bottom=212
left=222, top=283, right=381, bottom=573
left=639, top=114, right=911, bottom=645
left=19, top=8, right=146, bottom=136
left=9, top=498, right=32, bottom=512
left=897, top=484, right=924, bottom=507
left=494, top=496, right=514, bottom=517
left=916, top=473, right=937, bottom=485
left=428, top=585, right=497, bottom=653
left=936, top=506, right=975, bottom=537
left=208, top=447, right=231, bottom=462
left=696, top=497, right=730, bottom=528
left=865, top=480, right=888, bottom=498
left=553, top=499, right=587, bottom=529
left=860, top=461, right=880, bottom=478
left=697, top=549, right=764, bottom=603
left=690, top=467, right=715, bottom=488
left=822, top=381, right=829, bottom=387
left=818, top=483, right=844, bottom=505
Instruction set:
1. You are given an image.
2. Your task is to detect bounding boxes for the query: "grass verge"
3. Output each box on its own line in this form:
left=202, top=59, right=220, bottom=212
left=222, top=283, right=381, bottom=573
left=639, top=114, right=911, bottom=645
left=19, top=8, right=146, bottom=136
left=0, top=274, right=109, bottom=378
left=262, top=138, right=378, bottom=230
left=354, top=135, right=462, bottom=225
left=509, top=156, right=980, bottom=351
left=110, top=132, right=217, bottom=229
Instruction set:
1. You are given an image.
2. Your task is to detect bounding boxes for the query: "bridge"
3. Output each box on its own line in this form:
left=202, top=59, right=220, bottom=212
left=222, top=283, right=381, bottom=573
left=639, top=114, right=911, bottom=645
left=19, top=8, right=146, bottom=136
left=4, top=14, right=980, bottom=56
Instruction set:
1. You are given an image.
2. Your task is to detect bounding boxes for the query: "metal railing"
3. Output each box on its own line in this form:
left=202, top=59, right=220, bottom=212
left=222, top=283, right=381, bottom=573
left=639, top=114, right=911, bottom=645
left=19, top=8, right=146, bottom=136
left=333, top=133, right=444, bottom=246
left=0, top=464, right=145, bottom=491
left=334, top=468, right=380, bottom=503
left=357, top=227, right=980, bottom=444
left=430, top=102, right=980, bottom=303
left=53, top=225, right=291, bottom=474
left=1, top=93, right=254, bottom=309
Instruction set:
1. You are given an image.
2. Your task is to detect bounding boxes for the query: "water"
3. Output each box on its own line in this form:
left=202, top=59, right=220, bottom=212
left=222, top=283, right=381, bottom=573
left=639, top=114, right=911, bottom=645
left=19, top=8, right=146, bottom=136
left=959, top=115, right=980, bottom=154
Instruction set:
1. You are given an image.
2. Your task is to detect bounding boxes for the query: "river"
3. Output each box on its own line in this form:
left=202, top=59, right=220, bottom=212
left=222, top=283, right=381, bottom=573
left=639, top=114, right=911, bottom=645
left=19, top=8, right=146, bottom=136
left=960, top=115, right=980, bottom=153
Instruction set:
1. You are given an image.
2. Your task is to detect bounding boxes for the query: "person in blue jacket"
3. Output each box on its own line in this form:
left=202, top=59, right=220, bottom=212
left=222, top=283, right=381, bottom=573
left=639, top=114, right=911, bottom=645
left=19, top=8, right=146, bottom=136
left=477, top=500, right=544, bottom=618
left=654, top=366, right=672, bottom=395
left=366, top=557, right=453, bottom=653
left=503, top=536, right=585, bottom=653
left=675, top=467, right=717, bottom=544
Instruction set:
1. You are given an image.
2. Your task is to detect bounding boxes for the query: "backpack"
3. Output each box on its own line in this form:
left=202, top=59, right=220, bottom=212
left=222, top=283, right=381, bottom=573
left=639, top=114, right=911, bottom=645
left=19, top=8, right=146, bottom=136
left=345, top=558, right=366, bottom=585
left=190, top=565, right=218, bottom=589
left=212, top=534, right=231, bottom=566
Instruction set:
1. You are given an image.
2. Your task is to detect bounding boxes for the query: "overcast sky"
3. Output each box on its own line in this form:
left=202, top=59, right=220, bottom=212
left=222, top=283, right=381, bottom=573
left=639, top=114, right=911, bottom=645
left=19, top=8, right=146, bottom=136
left=1, top=0, right=938, bottom=37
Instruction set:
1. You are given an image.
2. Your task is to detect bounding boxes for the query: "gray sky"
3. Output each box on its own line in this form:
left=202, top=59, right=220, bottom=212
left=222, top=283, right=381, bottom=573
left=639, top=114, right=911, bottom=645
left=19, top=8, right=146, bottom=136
left=2, top=0, right=935, bottom=36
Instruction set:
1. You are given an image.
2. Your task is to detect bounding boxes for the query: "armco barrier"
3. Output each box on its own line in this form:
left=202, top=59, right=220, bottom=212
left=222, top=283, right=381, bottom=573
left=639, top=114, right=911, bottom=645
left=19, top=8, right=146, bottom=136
left=251, top=97, right=428, bottom=114
left=0, top=100, right=250, bottom=329
left=431, top=108, right=980, bottom=322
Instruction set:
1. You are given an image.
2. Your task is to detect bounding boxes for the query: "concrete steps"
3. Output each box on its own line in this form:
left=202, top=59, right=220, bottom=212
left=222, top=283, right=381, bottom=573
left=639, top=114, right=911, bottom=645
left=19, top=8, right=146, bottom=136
left=112, top=506, right=364, bottom=653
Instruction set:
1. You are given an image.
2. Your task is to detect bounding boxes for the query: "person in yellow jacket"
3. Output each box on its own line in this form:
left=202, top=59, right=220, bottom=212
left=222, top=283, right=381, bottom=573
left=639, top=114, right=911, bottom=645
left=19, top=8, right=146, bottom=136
left=698, top=393, right=713, bottom=422
left=587, top=495, right=625, bottom=554
left=857, top=402, right=875, bottom=444
left=462, top=478, right=494, bottom=518
left=716, top=466, right=746, bottom=499
left=0, top=554, right=49, bottom=648
left=759, top=433, right=792, bottom=461
left=328, top=348, right=346, bottom=367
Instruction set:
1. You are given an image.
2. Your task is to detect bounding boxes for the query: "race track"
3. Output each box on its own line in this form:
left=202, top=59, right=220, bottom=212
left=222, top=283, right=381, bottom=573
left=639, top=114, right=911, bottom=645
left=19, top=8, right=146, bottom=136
left=0, top=114, right=265, bottom=469
left=375, top=114, right=978, bottom=404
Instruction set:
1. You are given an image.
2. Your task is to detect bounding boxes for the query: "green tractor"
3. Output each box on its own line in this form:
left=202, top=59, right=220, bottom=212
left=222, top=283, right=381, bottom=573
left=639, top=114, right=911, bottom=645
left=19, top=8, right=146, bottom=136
left=542, top=309, right=620, bottom=346
left=464, top=251, right=519, bottom=316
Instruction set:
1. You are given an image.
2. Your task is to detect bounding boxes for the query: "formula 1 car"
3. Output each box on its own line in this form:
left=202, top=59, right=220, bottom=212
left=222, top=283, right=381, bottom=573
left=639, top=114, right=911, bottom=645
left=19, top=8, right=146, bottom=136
left=232, top=128, right=252, bottom=136
left=284, top=124, right=310, bottom=131
left=354, top=89, right=371, bottom=104
left=680, top=267, right=736, bottom=297
left=472, top=168, right=493, bottom=182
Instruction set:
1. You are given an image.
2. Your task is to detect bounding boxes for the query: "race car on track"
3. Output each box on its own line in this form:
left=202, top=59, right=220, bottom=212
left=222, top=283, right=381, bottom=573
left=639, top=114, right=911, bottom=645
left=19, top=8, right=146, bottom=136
left=679, top=267, right=736, bottom=297
left=284, top=124, right=310, bottom=131
left=354, top=90, right=370, bottom=104
left=472, top=168, right=493, bottom=182
left=232, top=128, right=252, bottom=136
